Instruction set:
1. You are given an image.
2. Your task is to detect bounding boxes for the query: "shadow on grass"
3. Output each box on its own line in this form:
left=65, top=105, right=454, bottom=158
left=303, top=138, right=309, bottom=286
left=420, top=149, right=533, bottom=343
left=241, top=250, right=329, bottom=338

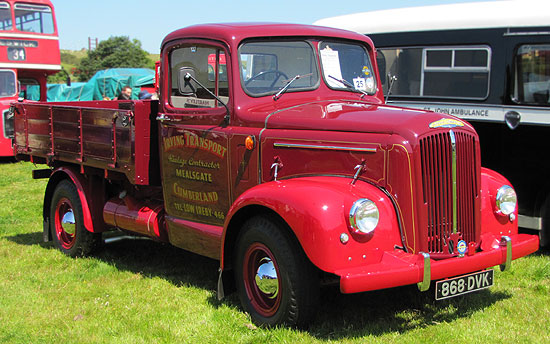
left=307, top=285, right=510, bottom=339
left=7, top=231, right=511, bottom=338
left=0, top=157, right=17, bottom=164
left=6, top=231, right=219, bottom=292
left=534, top=246, right=550, bottom=256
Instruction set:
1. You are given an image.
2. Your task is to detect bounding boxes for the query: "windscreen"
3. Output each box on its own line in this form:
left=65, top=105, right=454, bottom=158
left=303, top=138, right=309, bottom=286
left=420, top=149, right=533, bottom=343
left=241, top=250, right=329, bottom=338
left=319, top=41, right=377, bottom=95
left=0, top=2, right=12, bottom=30
left=513, top=44, right=550, bottom=105
left=239, top=40, right=319, bottom=96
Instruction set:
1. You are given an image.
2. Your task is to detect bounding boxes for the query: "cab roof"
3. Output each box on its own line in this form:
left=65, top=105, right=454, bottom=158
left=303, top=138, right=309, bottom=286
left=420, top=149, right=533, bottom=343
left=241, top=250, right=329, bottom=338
left=161, top=22, right=373, bottom=50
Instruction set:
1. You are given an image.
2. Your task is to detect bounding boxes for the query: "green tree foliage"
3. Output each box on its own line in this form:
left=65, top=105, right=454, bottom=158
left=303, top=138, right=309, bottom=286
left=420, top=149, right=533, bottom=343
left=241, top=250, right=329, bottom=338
left=76, top=36, right=152, bottom=81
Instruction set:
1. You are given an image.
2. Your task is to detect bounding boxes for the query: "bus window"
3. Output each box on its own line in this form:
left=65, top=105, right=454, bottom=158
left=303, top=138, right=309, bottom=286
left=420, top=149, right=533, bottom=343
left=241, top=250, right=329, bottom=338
left=0, top=2, right=12, bottom=30
left=0, top=70, right=16, bottom=97
left=14, top=3, right=54, bottom=34
left=424, top=47, right=490, bottom=99
left=380, top=46, right=490, bottom=99
left=513, top=44, right=550, bottom=105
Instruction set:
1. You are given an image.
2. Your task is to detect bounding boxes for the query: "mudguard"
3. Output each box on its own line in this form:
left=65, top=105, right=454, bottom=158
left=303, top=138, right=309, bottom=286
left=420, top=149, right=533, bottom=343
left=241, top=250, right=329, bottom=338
left=222, top=176, right=402, bottom=274
left=480, top=167, right=519, bottom=248
left=43, top=167, right=96, bottom=237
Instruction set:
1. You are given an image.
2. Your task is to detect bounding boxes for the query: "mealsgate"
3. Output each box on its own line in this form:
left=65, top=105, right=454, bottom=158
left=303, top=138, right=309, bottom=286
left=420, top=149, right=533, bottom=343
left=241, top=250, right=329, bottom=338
left=11, top=23, right=539, bottom=327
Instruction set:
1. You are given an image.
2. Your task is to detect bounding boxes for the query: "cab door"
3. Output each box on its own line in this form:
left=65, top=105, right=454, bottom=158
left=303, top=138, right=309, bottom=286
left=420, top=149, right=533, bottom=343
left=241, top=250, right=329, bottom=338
left=158, top=41, right=231, bottom=259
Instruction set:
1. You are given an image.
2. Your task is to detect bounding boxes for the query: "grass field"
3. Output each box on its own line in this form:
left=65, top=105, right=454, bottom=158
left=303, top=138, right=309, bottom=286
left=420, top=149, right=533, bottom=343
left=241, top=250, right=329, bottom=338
left=0, top=160, right=549, bottom=343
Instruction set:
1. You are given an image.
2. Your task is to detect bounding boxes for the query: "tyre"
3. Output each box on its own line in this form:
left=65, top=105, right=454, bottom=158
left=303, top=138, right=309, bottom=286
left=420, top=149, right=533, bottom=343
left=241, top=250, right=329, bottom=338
left=234, top=215, right=319, bottom=327
left=49, top=180, right=101, bottom=257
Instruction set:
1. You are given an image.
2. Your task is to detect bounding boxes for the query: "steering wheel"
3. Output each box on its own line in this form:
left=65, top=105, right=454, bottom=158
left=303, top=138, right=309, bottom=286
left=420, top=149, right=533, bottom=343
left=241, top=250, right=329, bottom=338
left=245, top=70, right=289, bottom=88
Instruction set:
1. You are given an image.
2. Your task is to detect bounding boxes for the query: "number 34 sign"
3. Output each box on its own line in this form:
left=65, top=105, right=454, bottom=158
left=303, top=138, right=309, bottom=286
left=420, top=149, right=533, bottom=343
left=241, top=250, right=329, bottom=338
left=8, top=47, right=26, bottom=61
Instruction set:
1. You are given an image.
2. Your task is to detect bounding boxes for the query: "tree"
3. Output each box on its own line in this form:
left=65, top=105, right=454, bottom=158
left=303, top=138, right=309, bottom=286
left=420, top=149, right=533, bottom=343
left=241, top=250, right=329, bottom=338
left=76, top=36, right=152, bottom=81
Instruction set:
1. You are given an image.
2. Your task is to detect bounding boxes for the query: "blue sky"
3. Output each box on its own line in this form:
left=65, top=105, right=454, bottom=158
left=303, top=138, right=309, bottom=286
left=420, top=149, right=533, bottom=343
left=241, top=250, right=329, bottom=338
left=54, top=0, right=498, bottom=53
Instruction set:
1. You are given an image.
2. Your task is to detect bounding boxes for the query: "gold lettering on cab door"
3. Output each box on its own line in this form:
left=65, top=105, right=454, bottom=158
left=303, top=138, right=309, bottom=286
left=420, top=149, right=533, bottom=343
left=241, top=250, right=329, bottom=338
left=162, top=129, right=229, bottom=225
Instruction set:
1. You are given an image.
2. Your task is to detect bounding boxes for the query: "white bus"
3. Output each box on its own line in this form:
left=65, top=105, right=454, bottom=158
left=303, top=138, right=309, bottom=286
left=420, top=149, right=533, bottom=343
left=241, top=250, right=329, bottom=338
left=316, top=1, right=550, bottom=246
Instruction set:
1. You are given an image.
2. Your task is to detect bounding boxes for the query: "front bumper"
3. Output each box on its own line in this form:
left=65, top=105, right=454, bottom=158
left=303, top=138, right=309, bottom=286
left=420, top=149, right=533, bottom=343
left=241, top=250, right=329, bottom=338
left=336, top=233, right=539, bottom=294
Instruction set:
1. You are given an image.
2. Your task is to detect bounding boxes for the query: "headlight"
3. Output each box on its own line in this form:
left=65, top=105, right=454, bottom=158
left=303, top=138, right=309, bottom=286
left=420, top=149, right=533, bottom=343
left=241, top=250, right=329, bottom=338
left=496, top=185, right=517, bottom=215
left=349, top=198, right=379, bottom=234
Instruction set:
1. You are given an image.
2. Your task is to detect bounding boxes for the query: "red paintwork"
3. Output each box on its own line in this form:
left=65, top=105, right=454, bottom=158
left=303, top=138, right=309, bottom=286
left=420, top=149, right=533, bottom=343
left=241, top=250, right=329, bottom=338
left=339, top=233, right=539, bottom=293
left=224, top=177, right=402, bottom=273
left=0, top=0, right=60, bottom=157
left=13, top=23, right=540, bottom=299
left=0, top=98, right=15, bottom=156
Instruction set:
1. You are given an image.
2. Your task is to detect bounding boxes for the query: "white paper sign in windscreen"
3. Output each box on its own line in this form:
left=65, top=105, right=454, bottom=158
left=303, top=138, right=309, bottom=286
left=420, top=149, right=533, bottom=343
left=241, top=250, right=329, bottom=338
left=320, top=49, right=344, bottom=88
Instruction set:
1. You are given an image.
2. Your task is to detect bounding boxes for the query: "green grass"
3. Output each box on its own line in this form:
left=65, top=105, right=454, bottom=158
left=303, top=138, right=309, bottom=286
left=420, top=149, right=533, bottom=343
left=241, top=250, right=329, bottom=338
left=1, top=160, right=549, bottom=343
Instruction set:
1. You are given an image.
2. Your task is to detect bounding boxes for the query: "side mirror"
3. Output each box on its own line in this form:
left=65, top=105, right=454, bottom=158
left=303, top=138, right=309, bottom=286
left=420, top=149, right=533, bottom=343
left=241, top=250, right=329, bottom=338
left=178, top=67, right=197, bottom=95
left=61, top=67, right=71, bottom=86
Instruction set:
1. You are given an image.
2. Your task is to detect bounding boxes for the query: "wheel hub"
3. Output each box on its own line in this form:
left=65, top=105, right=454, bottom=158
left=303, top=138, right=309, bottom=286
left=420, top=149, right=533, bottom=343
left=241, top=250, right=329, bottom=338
left=255, top=257, right=279, bottom=298
left=61, top=210, right=76, bottom=236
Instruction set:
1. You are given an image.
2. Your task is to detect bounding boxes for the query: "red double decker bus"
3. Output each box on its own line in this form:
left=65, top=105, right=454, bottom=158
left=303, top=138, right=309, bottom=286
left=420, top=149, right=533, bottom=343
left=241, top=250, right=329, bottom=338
left=0, top=0, right=60, bottom=156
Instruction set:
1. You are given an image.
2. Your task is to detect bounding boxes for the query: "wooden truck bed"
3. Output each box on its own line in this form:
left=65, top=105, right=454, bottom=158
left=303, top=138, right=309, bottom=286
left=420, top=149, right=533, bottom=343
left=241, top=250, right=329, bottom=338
left=13, top=100, right=158, bottom=185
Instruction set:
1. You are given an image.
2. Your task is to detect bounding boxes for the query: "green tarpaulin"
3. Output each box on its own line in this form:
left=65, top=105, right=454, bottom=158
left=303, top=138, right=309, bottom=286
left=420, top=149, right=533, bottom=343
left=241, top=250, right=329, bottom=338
left=44, top=68, right=155, bottom=101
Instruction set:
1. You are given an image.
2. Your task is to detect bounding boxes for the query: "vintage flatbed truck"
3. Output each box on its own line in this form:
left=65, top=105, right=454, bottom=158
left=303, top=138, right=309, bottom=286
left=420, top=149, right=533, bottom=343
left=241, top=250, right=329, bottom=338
left=11, top=23, right=539, bottom=326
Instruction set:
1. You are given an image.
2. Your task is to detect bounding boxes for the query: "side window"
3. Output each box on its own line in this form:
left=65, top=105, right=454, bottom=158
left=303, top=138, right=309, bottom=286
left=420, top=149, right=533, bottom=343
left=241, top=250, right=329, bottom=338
left=380, top=47, right=422, bottom=96
left=19, top=78, right=40, bottom=100
left=170, top=44, right=229, bottom=109
left=380, top=46, right=490, bottom=99
left=513, top=44, right=550, bottom=105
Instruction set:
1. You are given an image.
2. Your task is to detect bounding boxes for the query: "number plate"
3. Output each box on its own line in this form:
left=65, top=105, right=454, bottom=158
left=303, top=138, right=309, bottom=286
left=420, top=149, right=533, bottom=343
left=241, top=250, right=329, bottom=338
left=435, top=269, right=494, bottom=300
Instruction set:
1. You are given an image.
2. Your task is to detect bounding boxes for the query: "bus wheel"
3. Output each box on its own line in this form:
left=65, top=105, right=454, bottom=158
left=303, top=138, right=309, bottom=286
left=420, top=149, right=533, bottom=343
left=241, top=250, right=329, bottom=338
left=234, top=216, right=319, bottom=327
left=50, top=180, right=100, bottom=257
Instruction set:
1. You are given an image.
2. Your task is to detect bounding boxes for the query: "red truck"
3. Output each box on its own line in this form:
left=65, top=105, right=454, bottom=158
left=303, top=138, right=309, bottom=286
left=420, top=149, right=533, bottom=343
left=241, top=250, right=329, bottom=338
left=12, top=23, right=539, bottom=327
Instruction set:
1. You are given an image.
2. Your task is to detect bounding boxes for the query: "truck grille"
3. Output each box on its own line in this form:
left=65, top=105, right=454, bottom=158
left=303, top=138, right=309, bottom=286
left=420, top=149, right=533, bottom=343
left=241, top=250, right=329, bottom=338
left=419, top=131, right=478, bottom=255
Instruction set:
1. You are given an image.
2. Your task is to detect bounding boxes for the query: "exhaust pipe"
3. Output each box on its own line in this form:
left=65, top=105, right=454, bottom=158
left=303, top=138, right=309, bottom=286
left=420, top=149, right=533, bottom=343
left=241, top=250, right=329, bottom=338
left=103, top=193, right=166, bottom=241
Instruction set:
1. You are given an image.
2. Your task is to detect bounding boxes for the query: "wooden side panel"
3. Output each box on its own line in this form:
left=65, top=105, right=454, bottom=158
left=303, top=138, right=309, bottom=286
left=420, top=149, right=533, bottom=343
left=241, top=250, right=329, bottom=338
left=13, top=101, right=157, bottom=186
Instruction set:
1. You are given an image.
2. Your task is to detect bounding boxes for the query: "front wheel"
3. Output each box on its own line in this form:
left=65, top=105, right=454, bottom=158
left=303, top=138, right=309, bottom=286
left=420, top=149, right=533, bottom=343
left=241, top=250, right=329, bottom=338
left=49, top=180, right=101, bottom=257
left=234, top=216, right=319, bottom=327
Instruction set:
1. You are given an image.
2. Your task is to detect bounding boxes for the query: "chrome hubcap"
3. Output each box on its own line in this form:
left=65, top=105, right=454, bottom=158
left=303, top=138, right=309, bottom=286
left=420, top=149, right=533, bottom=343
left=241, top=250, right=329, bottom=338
left=254, top=257, right=279, bottom=298
left=61, top=209, right=76, bottom=236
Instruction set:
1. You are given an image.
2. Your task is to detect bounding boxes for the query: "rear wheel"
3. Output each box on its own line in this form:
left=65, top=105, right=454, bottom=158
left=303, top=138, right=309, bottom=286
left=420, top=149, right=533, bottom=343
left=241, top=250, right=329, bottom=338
left=50, top=180, right=100, bottom=257
left=234, top=215, right=319, bottom=327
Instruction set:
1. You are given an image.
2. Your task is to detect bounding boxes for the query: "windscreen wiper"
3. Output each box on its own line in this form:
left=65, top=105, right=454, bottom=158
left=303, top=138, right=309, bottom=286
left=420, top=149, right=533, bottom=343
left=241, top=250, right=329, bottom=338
left=273, top=73, right=313, bottom=101
left=328, top=75, right=368, bottom=98
left=184, top=73, right=230, bottom=123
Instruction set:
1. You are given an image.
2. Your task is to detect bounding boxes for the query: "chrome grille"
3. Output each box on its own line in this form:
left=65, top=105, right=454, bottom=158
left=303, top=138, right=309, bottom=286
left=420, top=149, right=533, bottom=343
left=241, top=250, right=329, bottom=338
left=420, top=131, right=478, bottom=254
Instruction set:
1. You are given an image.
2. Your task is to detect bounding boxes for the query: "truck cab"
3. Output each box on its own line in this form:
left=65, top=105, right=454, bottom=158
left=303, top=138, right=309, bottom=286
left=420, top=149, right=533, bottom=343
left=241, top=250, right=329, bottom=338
left=13, top=23, right=539, bottom=327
